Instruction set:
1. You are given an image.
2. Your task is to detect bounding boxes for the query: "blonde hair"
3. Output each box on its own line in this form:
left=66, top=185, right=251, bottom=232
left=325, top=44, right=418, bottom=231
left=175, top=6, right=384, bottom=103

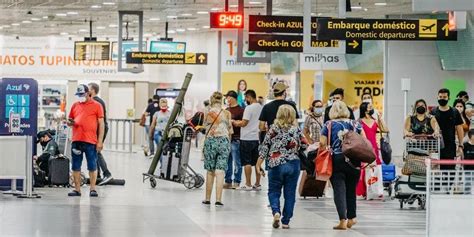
left=274, top=105, right=297, bottom=129
left=329, top=100, right=350, bottom=120
left=210, top=92, right=223, bottom=106
left=159, top=98, right=168, bottom=104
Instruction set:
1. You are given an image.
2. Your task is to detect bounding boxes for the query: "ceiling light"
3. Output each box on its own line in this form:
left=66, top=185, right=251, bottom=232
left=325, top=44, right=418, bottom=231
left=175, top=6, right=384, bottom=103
left=103, top=2, right=115, bottom=5
left=67, top=12, right=78, bottom=15
left=364, top=8, right=368, bottom=11
left=167, top=15, right=177, bottom=19
left=210, top=8, right=220, bottom=11
left=42, top=16, right=48, bottom=19
left=79, top=29, right=88, bottom=32
left=11, top=23, right=20, bottom=26
left=149, top=18, right=160, bottom=21
left=197, top=11, right=209, bottom=14
left=181, top=13, right=192, bottom=16
left=96, top=26, right=106, bottom=30
left=176, top=28, right=185, bottom=32
left=318, top=13, right=322, bottom=16
left=56, top=13, right=67, bottom=17
left=374, top=2, right=387, bottom=6
left=249, top=1, right=262, bottom=4
left=2, top=25, right=11, bottom=28
left=31, top=18, right=41, bottom=21
left=167, top=30, right=176, bottom=34
left=22, top=20, right=32, bottom=24
left=187, top=27, right=197, bottom=31
left=202, top=25, right=210, bottom=29
left=351, top=6, right=363, bottom=10
left=91, top=5, right=101, bottom=9
left=108, top=24, right=118, bottom=28
left=0, top=27, right=3, bottom=30
left=60, top=32, right=69, bottom=36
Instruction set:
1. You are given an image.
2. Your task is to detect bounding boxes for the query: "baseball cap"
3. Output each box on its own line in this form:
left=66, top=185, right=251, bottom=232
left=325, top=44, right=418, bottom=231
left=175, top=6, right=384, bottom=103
left=224, top=90, right=238, bottom=99
left=273, top=82, right=289, bottom=94
left=75, top=84, right=89, bottom=96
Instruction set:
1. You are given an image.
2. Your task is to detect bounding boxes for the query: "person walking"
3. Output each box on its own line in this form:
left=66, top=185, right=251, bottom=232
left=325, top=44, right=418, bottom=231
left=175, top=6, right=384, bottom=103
left=356, top=102, right=388, bottom=198
left=430, top=88, right=464, bottom=169
left=149, top=98, right=172, bottom=148
left=67, top=84, right=105, bottom=197
left=143, top=95, right=160, bottom=156
left=319, top=100, right=366, bottom=230
left=404, top=99, right=440, bottom=137
left=257, top=105, right=307, bottom=229
left=224, top=90, right=244, bottom=189
left=323, top=88, right=355, bottom=123
left=88, top=83, right=113, bottom=186
left=232, top=90, right=263, bottom=191
left=202, top=92, right=233, bottom=206
left=453, top=99, right=471, bottom=137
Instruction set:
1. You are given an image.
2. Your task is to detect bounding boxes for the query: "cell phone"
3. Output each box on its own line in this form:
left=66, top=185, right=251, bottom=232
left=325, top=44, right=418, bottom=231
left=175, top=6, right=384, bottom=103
left=68, top=118, right=74, bottom=124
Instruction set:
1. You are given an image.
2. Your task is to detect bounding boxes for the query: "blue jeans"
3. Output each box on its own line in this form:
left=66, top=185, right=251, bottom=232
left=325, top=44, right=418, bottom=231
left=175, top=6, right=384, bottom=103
left=225, top=140, right=242, bottom=184
left=268, top=159, right=300, bottom=225
left=154, top=131, right=163, bottom=167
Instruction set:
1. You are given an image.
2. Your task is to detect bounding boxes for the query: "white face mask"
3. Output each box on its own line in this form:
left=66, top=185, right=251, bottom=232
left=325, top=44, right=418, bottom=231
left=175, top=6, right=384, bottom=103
left=363, top=98, right=372, bottom=103
left=76, top=96, right=86, bottom=103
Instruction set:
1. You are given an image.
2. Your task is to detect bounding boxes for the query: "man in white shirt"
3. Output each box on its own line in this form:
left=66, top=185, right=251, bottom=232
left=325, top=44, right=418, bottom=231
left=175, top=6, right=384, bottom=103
left=232, top=90, right=263, bottom=191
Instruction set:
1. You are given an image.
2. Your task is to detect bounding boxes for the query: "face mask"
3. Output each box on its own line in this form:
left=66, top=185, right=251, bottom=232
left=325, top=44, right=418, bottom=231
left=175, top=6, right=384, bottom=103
left=363, top=99, right=372, bottom=103
left=368, top=109, right=375, bottom=116
left=313, top=108, right=324, bottom=116
left=40, top=141, right=48, bottom=147
left=76, top=96, right=86, bottom=103
left=438, top=99, right=448, bottom=106
left=416, top=106, right=426, bottom=114
left=160, top=108, right=167, bottom=112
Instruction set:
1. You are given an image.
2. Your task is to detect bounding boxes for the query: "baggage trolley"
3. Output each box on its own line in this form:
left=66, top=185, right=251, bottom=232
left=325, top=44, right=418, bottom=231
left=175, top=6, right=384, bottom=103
left=54, top=123, right=86, bottom=187
left=394, top=135, right=440, bottom=209
left=426, top=159, right=474, bottom=237
left=144, top=125, right=204, bottom=189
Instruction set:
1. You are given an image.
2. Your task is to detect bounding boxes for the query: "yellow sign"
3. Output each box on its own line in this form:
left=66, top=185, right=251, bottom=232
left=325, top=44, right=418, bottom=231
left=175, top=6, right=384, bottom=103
left=126, top=109, right=135, bottom=119
left=419, top=19, right=437, bottom=38
left=185, top=53, right=196, bottom=64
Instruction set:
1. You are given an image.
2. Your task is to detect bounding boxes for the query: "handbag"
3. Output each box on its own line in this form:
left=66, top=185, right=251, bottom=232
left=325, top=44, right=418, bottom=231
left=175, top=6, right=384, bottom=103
left=315, top=122, right=333, bottom=181
left=401, top=153, right=427, bottom=176
left=378, top=124, right=392, bottom=164
left=342, top=121, right=376, bottom=164
left=139, top=113, right=146, bottom=127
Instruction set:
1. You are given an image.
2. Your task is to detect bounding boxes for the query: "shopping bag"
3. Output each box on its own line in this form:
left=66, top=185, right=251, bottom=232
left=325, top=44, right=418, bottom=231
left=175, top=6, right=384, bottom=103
left=315, top=122, right=332, bottom=181
left=365, top=165, right=384, bottom=200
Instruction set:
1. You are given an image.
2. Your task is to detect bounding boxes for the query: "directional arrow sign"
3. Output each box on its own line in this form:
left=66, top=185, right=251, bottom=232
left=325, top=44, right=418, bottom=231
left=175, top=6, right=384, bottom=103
left=345, top=40, right=363, bottom=54
left=198, top=54, right=206, bottom=64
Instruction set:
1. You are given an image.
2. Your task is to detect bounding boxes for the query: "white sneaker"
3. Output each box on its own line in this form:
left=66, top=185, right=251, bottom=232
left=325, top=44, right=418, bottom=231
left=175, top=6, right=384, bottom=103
left=252, top=185, right=262, bottom=191
left=241, top=185, right=253, bottom=191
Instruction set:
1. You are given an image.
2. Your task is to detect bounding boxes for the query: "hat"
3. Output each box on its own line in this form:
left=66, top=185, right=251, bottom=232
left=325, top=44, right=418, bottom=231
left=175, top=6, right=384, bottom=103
left=75, top=84, right=89, bottom=96
left=224, top=90, right=238, bottom=99
left=36, top=130, right=49, bottom=143
left=273, top=82, right=289, bottom=94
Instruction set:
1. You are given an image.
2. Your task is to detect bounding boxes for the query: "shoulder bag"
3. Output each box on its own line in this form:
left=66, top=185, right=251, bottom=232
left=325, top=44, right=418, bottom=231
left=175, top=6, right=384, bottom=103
left=378, top=123, right=392, bottom=165
left=342, top=121, right=376, bottom=164
left=315, top=122, right=333, bottom=181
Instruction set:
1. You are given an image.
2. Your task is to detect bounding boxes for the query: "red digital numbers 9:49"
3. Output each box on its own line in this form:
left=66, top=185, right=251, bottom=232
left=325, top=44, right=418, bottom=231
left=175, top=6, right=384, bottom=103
left=210, top=12, right=244, bottom=29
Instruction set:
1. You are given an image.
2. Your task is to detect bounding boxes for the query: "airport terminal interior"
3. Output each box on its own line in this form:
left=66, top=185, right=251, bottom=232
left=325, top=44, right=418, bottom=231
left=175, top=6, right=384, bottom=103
left=0, top=1, right=473, bottom=237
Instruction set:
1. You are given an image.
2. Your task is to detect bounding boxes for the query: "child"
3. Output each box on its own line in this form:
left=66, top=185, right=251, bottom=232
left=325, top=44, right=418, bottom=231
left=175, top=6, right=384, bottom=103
left=463, top=129, right=474, bottom=170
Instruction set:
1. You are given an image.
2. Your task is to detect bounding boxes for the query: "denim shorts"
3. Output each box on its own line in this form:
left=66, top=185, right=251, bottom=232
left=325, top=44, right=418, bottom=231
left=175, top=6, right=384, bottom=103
left=71, top=142, right=98, bottom=171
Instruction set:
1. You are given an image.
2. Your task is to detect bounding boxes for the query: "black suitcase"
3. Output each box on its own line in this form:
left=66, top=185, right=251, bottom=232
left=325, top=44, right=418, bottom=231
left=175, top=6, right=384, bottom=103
left=48, top=156, right=70, bottom=186
left=300, top=175, right=326, bottom=199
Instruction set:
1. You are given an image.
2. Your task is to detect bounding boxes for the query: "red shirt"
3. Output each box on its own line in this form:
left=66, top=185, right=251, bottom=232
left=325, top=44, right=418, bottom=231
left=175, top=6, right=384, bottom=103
left=69, top=99, right=104, bottom=144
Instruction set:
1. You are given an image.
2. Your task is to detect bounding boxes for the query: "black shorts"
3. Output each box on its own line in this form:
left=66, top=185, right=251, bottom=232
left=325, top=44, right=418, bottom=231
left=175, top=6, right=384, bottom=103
left=240, top=140, right=259, bottom=166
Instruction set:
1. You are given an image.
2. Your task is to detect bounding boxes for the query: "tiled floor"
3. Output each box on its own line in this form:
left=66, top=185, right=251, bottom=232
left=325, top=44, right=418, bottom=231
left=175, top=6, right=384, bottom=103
left=1, top=147, right=426, bottom=237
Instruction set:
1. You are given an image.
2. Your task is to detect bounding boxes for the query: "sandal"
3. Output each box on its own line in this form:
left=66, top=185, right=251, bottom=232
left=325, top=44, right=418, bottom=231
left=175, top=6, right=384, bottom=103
left=215, top=202, right=224, bottom=206
left=202, top=200, right=211, bottom=205
left=68, top=190, right=81, bottom=197
left=90, top=190, right=99, bottom=197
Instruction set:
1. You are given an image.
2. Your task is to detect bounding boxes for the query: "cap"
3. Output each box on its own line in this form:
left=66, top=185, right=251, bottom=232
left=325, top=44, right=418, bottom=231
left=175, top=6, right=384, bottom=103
left=36, top=131, right=49, bottom=143
left=75, top=84, right=89, bottom=96
left=273, top=82, right=289, bottom=94
left=224, top=90, right=238, bottom=99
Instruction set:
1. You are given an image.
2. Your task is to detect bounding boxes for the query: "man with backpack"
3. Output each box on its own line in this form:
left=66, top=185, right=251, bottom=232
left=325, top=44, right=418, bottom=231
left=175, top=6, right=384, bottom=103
left=431, top=88, right=464, bottom=169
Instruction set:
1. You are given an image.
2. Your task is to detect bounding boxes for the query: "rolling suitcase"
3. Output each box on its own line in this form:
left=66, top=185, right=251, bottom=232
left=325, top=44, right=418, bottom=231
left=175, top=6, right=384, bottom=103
left=48, top=156, right=70, bottom=186
left=161, top=149, right=181, bottom=181
left=300, top=175, right=326, bottom=198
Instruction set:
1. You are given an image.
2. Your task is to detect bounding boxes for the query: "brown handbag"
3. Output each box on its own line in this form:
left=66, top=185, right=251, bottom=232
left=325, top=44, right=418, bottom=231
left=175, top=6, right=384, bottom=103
left=341, top=122, right=376, bottom=164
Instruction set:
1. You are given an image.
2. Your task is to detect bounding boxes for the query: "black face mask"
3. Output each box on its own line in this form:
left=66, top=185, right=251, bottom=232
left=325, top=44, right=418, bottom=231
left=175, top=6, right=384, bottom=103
left=416, top=106, right=426, bottom=114
left=438, top=99, right=448, bottom=106
left=40, top=141, right=48, bottom=147
left=368, top=109, right=375, bottom=116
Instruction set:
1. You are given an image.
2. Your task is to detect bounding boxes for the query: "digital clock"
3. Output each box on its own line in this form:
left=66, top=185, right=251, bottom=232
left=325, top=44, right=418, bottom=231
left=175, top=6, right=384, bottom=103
left=210, top=12, right=244, bottom=29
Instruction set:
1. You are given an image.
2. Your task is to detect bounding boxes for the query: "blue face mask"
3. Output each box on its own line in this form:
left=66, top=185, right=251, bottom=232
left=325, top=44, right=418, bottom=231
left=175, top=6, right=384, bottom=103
left=313, top=108, right=324, bottom=116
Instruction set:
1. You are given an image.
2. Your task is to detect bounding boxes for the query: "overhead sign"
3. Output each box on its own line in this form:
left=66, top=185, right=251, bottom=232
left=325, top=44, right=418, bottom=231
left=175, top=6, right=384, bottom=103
left=74, top=41, right=111, bottom=60
left=345, top=40, right=363, bottom=54
left=316, top=18, right=457, bottom=41
left=249, top=15, right=319, bottom=34
left=248, top=34, right=339, bottom=52
left=150, top=41, right=186, bottom=53
left=210, top=12, right=244, bottom=29
left=112, top=41, right=147, bottom=60
left=126, top=52, right=207, bottom=65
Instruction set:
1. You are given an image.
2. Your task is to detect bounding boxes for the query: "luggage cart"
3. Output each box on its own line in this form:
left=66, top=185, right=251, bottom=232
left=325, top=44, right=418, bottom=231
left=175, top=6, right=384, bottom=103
left=426, top=159, right=474, bottom=237
left=145, top=125, right=204, bottom=189
left=394, top=135, right=440, bottom=209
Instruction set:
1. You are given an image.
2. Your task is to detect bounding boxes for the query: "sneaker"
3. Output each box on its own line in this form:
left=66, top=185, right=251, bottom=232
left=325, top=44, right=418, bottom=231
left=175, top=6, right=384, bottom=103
left=98, top=175, right=113, bottom=186
left=68, top=190, right=81, bottom=197
left=241, top=185, right=253, bottom=191
left=232, top=183, right=240, bottom=189
left=223, top=183, right=232, bottom=189
left=90, top=190, right=99, bottom=197
left=273, top=213, right=281, bottom=229
left=215, top=201, right=224, bottom=207
left=252, top=185, right=262, bottom=191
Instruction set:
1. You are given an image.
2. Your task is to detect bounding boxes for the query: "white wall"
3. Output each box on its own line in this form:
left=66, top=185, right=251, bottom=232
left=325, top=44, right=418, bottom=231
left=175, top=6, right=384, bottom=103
left=386, top=41, right=474, bottom=158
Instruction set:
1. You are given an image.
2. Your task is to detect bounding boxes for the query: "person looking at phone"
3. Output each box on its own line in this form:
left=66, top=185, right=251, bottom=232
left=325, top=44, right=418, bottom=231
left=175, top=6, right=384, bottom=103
left=67, top=84, right=105, bottom=197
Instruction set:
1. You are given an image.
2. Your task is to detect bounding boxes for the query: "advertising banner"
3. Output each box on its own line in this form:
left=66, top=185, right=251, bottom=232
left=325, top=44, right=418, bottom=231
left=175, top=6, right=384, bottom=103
left=221, top=31, right=269, bottom=73
left=221, top=72, right=269, bottom=100
left=316, top=18, right=457, bottom=41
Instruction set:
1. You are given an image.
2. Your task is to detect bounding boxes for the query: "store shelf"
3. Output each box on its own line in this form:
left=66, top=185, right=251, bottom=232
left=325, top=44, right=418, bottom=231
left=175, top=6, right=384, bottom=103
left=42, top=94, right=62, bottom=97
